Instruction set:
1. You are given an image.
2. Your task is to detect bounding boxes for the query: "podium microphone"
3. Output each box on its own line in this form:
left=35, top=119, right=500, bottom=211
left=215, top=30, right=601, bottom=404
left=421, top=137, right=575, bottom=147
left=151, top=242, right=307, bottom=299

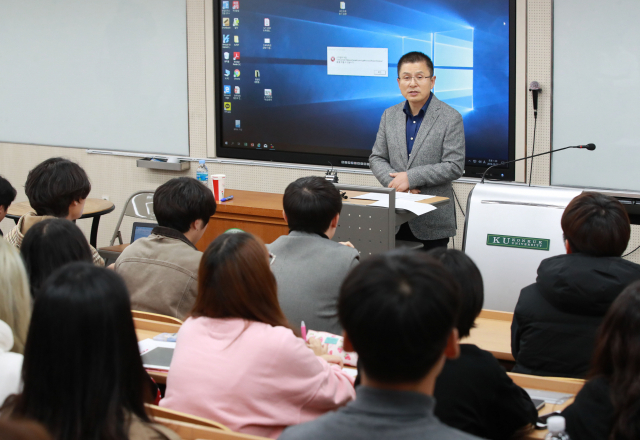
left=481, top=143, right=596, bottom=184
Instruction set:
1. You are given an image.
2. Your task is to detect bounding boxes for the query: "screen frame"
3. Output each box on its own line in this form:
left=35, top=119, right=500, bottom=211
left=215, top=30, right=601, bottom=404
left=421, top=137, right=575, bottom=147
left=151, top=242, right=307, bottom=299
left=212, top=0, right=517, bottom=181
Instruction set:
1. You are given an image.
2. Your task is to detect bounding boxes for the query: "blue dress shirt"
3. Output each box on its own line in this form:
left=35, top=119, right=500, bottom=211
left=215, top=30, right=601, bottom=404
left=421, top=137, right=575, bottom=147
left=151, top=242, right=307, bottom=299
left=403, top=93, right=433, bottom=156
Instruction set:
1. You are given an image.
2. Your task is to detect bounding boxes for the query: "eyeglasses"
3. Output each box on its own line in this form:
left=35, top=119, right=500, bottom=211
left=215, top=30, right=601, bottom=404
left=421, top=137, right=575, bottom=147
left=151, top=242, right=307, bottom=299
left=399, top=75, right=432, bottom=84
left=269, top=252, right=276, bottom=265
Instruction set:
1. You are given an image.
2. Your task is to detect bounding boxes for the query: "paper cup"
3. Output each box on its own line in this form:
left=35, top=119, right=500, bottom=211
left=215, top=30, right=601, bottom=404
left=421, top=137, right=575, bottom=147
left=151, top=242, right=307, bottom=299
left=210, top=174, right=226, bottom=201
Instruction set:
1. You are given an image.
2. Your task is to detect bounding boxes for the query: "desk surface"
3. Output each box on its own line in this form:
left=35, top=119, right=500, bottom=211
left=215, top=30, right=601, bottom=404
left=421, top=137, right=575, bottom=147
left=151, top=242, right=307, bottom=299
left=7, top=198, right=115, bottom=219
left=465, top=310, right=514, bottom=361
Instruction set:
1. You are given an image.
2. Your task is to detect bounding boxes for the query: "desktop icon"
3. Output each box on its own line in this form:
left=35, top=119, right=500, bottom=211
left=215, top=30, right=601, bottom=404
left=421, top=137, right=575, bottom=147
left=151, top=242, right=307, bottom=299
left=255, top=70, right=260, bottom=78
left=234, top=35, right=239, bottom=43
left=234, top=86, right=240, bottom=94
left=223, top=34, right=230, bottom=43
left=264, top=18, right=270, bottom=26
left=232, top=1, right=239, bottom=9
left=235, top=120, right=241, bottom=128
left=224, top=52, right=230, bottom=60
left=223, top=18, right=230, bottom=26
left=234, top=69, right=240, bottom=77
left=224, top=102, right=232, bottom=111
left=222, top=1, right=229, bottom=9
left=224, top=85, right=231, bottom=95
left=264, top=89, right=272, bottom=97
left=340, top=2, right=345, bottom=9
left=233, top=52, right=240, bottom=60
left=233, top=18, right=239, bottom=26
left=264, top=38, right=270, bottom=44
left=224, top=69, right=231, bottom=77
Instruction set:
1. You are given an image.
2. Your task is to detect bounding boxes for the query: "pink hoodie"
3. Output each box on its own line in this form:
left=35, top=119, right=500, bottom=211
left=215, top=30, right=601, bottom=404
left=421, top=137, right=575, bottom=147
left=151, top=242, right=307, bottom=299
left=160, top=317, right=355, bottom=438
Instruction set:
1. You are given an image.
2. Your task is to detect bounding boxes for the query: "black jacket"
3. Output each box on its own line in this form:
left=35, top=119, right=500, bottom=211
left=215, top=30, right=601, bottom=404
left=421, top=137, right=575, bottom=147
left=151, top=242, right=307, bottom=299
left=511, top=253, right=640, bottom=378
left=434, top=344, right=538, bottom=440
left=562, top=377, right=613, bottom=440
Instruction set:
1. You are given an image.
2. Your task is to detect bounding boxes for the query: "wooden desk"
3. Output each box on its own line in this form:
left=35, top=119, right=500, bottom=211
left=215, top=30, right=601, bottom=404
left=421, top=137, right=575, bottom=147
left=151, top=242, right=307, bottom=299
left=6, top=198, right=115, bottom=248
left=465, top=309, right=514, bottom=362
left=197, top=189, right=288, bottom=251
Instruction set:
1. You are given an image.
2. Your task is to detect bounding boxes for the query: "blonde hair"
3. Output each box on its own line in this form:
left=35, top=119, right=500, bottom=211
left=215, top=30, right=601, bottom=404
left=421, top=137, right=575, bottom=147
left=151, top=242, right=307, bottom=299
left=0, top=239, right=31, bottom=353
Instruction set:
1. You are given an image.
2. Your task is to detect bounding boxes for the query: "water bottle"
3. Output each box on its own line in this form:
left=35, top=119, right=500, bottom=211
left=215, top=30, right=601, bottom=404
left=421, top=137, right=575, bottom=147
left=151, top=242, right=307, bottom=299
left=545, top=416, right=570, bottom=440
left=196, top=160, right=209, bottom=185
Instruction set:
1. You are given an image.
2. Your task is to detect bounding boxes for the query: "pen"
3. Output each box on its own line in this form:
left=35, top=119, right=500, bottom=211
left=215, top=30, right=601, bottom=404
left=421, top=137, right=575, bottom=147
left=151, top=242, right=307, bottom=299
left=220, top=195, right=234, bottom=202
left=301, top=321, right=307, bottom=342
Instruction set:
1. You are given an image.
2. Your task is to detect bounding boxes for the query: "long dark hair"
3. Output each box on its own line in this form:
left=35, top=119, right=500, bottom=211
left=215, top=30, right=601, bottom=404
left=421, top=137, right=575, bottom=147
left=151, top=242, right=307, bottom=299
left=5, top=263, right=151, bottom=440
left=589, top=281, right=640, bottom=440
left=21, top=218, right=93, bottom=298
left=191, top=232, right=292, bottom=330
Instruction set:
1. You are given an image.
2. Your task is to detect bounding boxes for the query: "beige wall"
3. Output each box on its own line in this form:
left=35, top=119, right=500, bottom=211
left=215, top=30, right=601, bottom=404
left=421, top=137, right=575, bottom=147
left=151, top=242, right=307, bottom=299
left=2, top=0, right=640, bottom=264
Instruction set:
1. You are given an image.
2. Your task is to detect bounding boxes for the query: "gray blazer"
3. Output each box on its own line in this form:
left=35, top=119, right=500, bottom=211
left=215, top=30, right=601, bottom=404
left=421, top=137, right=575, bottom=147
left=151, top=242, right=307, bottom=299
left=369, top=94, right=465, bottom=240
left=267, top=231, right=360, bottom=334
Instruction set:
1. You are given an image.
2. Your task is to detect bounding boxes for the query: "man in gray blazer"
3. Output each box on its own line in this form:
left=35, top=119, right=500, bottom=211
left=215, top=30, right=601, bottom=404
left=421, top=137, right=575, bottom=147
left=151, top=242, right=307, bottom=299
left=267, top=176, right=359, bottom=334
left=370, top=51, right=465, bottom=250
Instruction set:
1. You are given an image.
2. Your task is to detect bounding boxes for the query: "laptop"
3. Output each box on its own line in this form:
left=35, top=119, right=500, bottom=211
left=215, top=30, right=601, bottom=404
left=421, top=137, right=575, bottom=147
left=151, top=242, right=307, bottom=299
left=130, top=222, right=158, bottom=243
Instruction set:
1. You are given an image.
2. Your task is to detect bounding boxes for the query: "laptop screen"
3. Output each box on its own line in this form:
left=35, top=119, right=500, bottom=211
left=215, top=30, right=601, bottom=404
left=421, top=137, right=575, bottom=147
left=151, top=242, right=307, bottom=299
left=131, top=223, right=157, bottom=243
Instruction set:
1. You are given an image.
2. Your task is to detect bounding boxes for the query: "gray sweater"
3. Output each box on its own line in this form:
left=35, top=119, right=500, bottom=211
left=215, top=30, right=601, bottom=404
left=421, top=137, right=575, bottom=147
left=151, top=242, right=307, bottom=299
left=279, top=386, right=482, bottom=440
left=267, top=231, right=359, bottom=334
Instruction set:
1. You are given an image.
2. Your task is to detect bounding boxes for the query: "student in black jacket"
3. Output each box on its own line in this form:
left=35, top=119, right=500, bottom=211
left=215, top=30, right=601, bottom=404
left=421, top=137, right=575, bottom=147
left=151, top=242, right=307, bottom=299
left=429, top=248, right=538, bottom=440
left=562, top=281, right=640, bottom=440
left=512, top=192, right=640, bottom=378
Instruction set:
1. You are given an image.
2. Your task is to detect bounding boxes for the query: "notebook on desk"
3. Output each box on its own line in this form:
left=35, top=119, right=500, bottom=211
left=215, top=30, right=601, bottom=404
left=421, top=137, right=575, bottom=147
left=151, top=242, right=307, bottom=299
left=131, top=222, right=158, bottom=243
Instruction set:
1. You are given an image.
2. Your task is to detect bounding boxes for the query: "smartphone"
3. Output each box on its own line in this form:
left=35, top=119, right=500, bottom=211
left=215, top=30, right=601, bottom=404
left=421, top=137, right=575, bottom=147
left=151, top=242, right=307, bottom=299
left=532, top=398, right=546, bottom=410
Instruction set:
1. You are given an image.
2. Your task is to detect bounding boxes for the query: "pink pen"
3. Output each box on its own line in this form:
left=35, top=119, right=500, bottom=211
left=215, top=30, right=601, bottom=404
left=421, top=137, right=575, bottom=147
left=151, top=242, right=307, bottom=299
left=301, top=321, right=307, bottom=342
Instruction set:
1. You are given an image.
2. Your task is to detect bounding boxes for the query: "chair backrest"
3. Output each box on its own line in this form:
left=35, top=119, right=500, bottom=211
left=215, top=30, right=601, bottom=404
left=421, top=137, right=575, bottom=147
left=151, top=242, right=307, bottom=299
left=108, top=191, right=155, bottom=246
left=132, top=310, right=183, bottom=325
left=152, top=417, right=270, bottom=440
left=146, top=404, right=230, bottom=431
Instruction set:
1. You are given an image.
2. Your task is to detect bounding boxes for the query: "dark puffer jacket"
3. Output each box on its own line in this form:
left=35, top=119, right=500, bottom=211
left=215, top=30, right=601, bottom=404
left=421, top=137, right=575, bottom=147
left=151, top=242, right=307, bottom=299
left=511, top=253, right=640, bottom=378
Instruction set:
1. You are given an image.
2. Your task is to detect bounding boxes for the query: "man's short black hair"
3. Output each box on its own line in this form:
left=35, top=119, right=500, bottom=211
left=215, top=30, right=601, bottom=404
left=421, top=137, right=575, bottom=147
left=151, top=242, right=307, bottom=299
left=427, top=248, right=483, bottom=338
left=283, top=176, right=342, bottom=234
left=25, top=158, right=91, bottom=217
left=0, top=176, right=17, bottom=210
left=153, top=177, right=217, bottom=233
left=561, top=191, right=630, bottom=257
left=397, top=51, right=434, bottom=77
left=338, top=250, right=460, bottom=384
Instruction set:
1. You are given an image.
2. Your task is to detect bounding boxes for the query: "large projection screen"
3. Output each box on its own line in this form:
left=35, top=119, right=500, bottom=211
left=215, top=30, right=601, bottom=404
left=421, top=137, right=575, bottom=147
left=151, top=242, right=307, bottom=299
left=214, top=0, right=516, bottom=180
left=0, top=0, right=189, bottom=156
left=552, top=0, right=640, bottom=192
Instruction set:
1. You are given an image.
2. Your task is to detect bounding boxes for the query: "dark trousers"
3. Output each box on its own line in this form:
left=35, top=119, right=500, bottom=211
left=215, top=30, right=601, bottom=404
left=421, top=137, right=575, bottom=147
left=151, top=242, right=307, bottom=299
left=396, top=222, right=450, bottom=251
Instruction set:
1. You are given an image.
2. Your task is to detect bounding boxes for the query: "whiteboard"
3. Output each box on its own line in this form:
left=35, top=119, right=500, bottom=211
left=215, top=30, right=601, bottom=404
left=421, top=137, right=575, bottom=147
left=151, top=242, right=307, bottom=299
left=551, top=0, right=640, bottom=191
left=0, top=0, right=189, bottom=156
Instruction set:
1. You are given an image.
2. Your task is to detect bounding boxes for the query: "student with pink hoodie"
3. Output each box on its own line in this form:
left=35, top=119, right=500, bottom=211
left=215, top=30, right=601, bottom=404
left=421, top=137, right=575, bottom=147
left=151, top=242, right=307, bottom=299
left=161, top=232, right=355, bottom=438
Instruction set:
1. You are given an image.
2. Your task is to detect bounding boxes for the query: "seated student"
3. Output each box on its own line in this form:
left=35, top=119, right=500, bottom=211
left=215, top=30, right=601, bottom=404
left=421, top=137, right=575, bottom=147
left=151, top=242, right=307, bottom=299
left=512, top=192, right=640, bottom=378
left=0, top=239, right=31, bottom=354
left=561, top=281, right=640, bottom=440
left=279, top=250, right=481, bottom=440
left=267, top=176, right=359, bottom=334
left=428, top=248, right=537, bottom=440
left=0, top=175, right=17, bottom=236
left=161, top=232, right=355, bottom=439
left=21, top=219, right=94, bottom=298
left=115, top=177, right=216, bottom=319
left=1, top=262, right=180, bottom=440
left=5, top=158, right=103, bottom=266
